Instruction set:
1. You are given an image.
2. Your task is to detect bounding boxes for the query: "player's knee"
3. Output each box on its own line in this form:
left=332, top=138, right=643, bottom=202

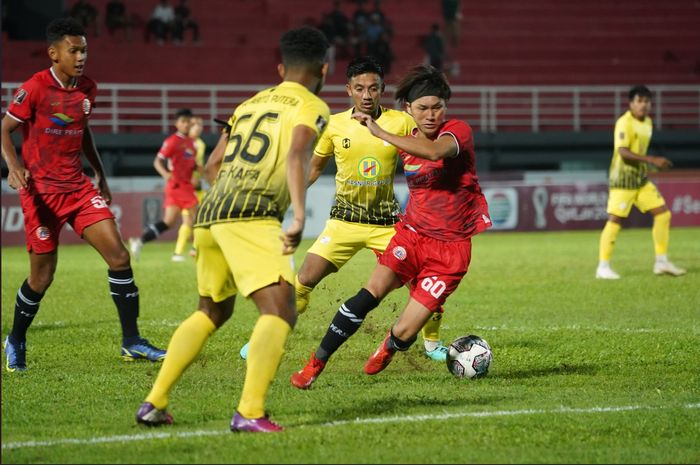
left=107, top=246, right=132, bottom=269
left=29, top=273, right=54, bottom=293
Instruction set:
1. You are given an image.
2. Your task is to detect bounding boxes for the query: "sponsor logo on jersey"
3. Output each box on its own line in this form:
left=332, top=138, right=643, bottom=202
left=49, top=113, right=74, bottom=127
left=342, top=138, right=351, bottom=148
left=403, top=163, right=422, bottom=177
left=358, top=157, right=380, bottom=179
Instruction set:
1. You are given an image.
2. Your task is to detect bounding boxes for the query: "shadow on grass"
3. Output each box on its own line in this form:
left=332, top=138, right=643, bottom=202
left=493, top=362, right=598, bottom=380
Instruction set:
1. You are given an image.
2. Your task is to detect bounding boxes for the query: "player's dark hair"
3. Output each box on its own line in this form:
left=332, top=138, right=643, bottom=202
left=46, top=17, right=86, bottom=44
left=629, top=85, right=652, bottom=101
left=395, top=65, right=451, bottom=105
left=346, top=56, right=384, bottom=81
left=175, top=108, right=193, bottom=119
left=279, top=26, right=330, bottom=71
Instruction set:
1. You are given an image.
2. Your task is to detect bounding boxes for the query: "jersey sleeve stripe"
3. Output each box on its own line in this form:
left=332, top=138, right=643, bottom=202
left=439, top=131, right=461, bottom=158
left=6, top=111, right=24, bottom=123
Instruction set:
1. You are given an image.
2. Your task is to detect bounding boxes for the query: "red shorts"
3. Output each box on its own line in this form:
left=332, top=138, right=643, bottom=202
left=378, top=221, right=472, bottom=312
left=20, top=181, right=115, bottom=254
left=164, top=182, right=197, bottom=210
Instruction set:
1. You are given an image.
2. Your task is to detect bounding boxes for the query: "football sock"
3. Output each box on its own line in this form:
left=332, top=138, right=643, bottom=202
left=146, top=311, right=215, bottom=410
left=108, top=268, right=141, bottom=342
left=421, top=310, right=443, bottom=343
left=10, top=279, right=45, bottom=343
left=174, top=224, right=192, bottom=256
left=237, top=315, right=291, bottom=419
left=141, top=221, right=169, bottom=243
left=599, top=221, right=621, bottom=261
left=295, top=275, right=313, bottom=315
left=316, top=288, right=379, bottom=362
left=387, top=329, right=416, bottom=352
left=652, top=210, right=671, bottom=256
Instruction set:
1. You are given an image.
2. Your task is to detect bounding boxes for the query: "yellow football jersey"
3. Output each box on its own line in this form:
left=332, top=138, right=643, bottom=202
left=192, top=136, right=206, bottom=190
left=196, top=81, right=330, bottom=226
left=315, top=107, right=415, bottom=225
left=608, top=110, right=653, bottom=189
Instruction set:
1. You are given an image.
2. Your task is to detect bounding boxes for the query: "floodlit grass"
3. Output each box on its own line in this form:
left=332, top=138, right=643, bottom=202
left=2, top=227, right=699, bottom=464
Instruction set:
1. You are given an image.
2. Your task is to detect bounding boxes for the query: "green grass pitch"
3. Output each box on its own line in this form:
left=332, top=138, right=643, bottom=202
left=2, top=227, right=699, bottom=463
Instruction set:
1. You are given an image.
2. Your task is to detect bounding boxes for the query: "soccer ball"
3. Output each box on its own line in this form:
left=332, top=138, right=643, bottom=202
left=446, top=335, right=493, bottom=379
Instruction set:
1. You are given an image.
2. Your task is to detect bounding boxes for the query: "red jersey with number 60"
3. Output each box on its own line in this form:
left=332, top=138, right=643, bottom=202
left=6, top=68, right=97, bottom=194
left=400, top=119, right=491, bottom=241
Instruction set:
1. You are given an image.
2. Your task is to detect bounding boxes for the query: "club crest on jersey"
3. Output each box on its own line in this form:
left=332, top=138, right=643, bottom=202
left=82, top=98, right=92, bottom=115
left=342, top=138, right=351, bottom=148
left=36, top=227, right=51, bottom=241
left=392, top=246, right=407, bottom=261
left=13, top=88, right=27, bottom=105
left=358, top=157, right=380, bottom=179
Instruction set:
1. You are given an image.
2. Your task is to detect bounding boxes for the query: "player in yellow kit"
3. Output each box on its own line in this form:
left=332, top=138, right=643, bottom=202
left=135, top=26, right=331, bottom=432
left=187, top=115, right=207, bottom=257
left=596, top=85, right=686, bottom=279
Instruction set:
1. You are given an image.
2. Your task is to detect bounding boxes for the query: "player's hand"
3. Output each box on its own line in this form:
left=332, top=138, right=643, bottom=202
left=281, top=218, right=304, bottom=255
left=351, top=112, right=382, bottom=137
left=97, top=176, right=113, bottom=205
left=650, top=156, right=672, bottom=170
left=7, top=166, right=30, bottom=191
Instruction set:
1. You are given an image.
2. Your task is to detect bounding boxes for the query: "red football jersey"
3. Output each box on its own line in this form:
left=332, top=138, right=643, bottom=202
left=400, top=119, right=491, bottom=241
left=157, top=133, right=197, bottom=188
left=6, top=68, right=97, bottom=193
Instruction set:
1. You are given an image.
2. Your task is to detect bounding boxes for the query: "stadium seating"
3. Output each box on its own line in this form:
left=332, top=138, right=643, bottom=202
left=3, top=0, right=699, bottom=85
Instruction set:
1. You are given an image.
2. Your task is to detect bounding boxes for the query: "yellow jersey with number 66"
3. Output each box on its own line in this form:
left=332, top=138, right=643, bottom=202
left=196, top=81, right=329, bottom=226
left=315, top=107, right=415, bottom=225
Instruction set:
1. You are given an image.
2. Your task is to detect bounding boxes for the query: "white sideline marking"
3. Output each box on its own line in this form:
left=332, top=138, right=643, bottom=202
left=3, top=403, right=698, bottom=451
left=472, top=325, right=700, bottom=334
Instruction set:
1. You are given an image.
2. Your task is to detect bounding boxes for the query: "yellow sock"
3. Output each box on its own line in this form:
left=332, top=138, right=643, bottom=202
left=237, top=315, right=291, bottom=419
left=174, top=224, right=192, bottom=256
left=421, top=311, right=443, bottom=342
left=295, top=275, right=313, bottom=315
left=145, top=311, right=215, bottom=410
left=652, top=210, right=671, bottom=256
left=599, top=221, right=621, bottom=261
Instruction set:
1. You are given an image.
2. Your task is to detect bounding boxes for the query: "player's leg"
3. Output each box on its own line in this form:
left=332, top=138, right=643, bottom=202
left=137, top=227, right=236, bottom=426
left=173, top=207, right=194, bottom=261
left=291, top=263, right=403, bottom=389
left=365, top=297, right=431, bottom=375
left=81, top=218, right=166, bottom=361
left=295, top=253, right=338, bottom=314
left=129, top=204, right=178, bottom=260
left=640, top=183, right=686, bottom=276
left=4, top=251, right=57, bottom=372
left=597, top=188, right=633, bottom=279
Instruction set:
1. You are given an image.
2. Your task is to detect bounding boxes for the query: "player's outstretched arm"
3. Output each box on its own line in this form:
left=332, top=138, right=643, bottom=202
left=352, top=112, right=457, bottom=160
left=81, top=124, right=112, bottom=204
left=1, top=115, right=30, bottom=190
left=283, top=124, right=319, bottom=255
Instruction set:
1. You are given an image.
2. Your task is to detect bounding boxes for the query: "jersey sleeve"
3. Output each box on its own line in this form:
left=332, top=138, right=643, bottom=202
left=6, top=79, right=39, bottom=123
left=614, top=116, right=633, bottom=150
left=296, top=98, right=330, bottom=141
left=157, top=136, right=174, bottom=159
left=313, top=120, right=334, bottom=157
left=401, top=111, right=417, bottom=136
left=438, top=119, right=472, bottom=157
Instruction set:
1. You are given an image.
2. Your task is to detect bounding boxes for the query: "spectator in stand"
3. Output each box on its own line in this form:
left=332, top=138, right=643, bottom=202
left=368, top=0, right=392, bottom=39
left=442, top=0, right=462, bottom=48
left=173, top=0, right=199, bottom=44
left=351, top=0, right=371, bottom=57
left=368, top=30, right=393, bottom=75
left=423, top=24, right=445, bottom=72
left=145, top=0, right=175, bottom=45
left=321, top=0, right=351, bottom=59
left=70, top=0, right=100, bottom=37
left=105, top=0, right=131, bottom=41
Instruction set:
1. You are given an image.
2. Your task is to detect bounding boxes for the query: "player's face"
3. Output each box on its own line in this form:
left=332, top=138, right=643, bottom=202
left=406, top=96, right=446, bottom=138
left=346, top=73, right=383, bottom=116
left=629, top=95, right=651, bottom=120
left=175, top=116, right=192, bottom=134
left=189, top=118, right=203, bottom=138
left=49, top=35, right=88, bottom=78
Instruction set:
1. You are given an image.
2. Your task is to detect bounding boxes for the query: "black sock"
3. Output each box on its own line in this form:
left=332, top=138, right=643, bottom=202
left=386, top=329, right=417, bottom=352
left=140, top=221, right=169, bottom=243
left=316, top=288, right=379, bottom=362
left=108, top=268, right=140, bottom=344
left=10, top=280, right=45, bottom=343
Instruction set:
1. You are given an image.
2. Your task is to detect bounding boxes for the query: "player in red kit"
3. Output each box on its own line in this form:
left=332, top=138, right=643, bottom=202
left=129, top=108, right=201, bottom=262
left=291, top=65, right=491, bottom=387
left=1, top=18, right=166, bottom=372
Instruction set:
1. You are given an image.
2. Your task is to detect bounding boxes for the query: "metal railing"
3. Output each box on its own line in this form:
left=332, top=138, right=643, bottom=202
left=3, top=83, right=699, bottom=134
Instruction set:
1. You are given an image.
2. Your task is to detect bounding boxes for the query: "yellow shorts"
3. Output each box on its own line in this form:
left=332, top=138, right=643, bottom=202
left=306, top=218, right=396, bottom=270
left=607, top=181, right=666, bottom=218
left=194, top=220, right=295, bottom=301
